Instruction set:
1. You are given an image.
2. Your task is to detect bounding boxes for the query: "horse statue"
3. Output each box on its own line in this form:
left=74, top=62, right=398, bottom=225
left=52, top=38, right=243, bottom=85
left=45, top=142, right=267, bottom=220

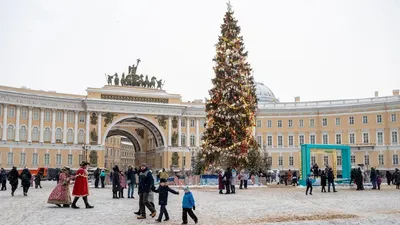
left=143, top=75, right=150, bottom=88
left=106, top=74, right=113, bottom=85
left=149, top=76, right=157, bottom=88
left=121, top=73, right=125, bottom=86
left=113, top=73, right=119, bottom=86
left=138, top=74, right=144, bottom=87
left=156, top=79, right=165, bottom=90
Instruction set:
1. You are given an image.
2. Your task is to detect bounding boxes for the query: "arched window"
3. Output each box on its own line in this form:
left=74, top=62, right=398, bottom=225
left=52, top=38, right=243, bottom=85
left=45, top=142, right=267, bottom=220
left=181, top=133, right=186, bottom=146
left=32, top=127, right=39, bottom=141
left=190, top=134, right=195, bottom=147
left=67, top=129, right=74, bottom=143
left=56, top=128, right=62, bottom=143
left=7, top=125, right=15, bottom=140
left=78, top=130, right=84, bottom=143
left=19, top=125, right=27, bottom=141
left=44, top=127, right=51, bottom=142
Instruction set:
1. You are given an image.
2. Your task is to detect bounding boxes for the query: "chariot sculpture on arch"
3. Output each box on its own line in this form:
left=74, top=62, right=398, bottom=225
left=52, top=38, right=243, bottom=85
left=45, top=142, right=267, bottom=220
left=105, top=58, right=165, bottom=90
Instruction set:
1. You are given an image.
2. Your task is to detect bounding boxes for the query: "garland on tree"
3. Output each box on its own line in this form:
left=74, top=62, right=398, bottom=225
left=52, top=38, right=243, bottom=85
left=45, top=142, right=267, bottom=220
left=201, top=2, right=258, bottom=168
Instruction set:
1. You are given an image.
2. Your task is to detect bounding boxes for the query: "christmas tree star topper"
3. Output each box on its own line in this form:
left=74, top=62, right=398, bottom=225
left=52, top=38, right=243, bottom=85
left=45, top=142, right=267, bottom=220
left=226, top=1, right=233, bottom=12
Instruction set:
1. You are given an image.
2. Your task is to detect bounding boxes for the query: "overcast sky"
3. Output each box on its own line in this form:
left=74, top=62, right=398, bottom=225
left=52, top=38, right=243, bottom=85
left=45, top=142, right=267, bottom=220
left=0, top=0, right=399, bottom=102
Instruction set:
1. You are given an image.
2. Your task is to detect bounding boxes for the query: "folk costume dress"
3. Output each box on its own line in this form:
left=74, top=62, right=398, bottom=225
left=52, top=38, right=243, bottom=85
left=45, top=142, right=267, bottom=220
left=48, top=172, right=72, bottom=205
left=72, top=168, right=89, bottom=197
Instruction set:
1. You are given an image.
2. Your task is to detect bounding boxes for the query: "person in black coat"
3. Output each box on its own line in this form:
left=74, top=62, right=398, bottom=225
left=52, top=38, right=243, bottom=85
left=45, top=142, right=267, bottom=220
left=20, top=168, right=32, bottom=196
left=0, top=168, right=7, bottom=191
left=327, top=167, right=337, bottom=193
left=386, top=170, right=392, bottom=185
left=112, top=166, right=121, bottom=199
left=94, top=168, right=100, bottom=188
left=8, top=166, right=19, bottom=196
left=126, top=166, right=136, bottom=198
left=34, top=172, right=42, bottom=189
left=320, top=171, right=327, bottom=192
left=222, top=167, right=232, bottom=194
left=137, top=163, right=156, bottom=219
left=152, top=178, right=179, bottom=222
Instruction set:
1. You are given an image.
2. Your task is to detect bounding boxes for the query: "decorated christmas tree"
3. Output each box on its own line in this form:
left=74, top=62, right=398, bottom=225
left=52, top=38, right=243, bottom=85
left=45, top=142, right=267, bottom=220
left=201, top=2, right=258, bottom=168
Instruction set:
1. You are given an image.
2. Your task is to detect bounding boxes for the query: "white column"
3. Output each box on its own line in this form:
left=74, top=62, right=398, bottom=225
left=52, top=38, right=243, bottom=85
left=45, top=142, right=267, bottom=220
left=253, top=126, right=256, bottom=137
left=178, top=117, right=182, bottom=147
left=168, top=116, right=172, bottom=146
left=27, top=107, right=33, bottom=143
left=51, top=109, right=56, bottom=144
left=85, top=112, right=90, bottom=144
left=39, top=108, right=44, bottom=143
left=15, top=106, right=20, bottom=142
left=63, top=110, right=68, bottom=144
left=74, top=111, right=79, bottom=144
left=97, top=112, right=102, bottom=145
left=2, top=104, right=7, bottom=142
left=186, top=117, right=190, bottom=147
left=195, top=118, right=200, bottom=147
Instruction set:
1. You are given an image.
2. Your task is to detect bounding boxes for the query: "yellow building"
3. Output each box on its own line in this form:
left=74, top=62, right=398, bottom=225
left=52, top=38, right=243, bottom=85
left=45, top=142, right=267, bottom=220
left=0, top=82, right=399, bottom=173
left=104, top=136, right=135, bottom=171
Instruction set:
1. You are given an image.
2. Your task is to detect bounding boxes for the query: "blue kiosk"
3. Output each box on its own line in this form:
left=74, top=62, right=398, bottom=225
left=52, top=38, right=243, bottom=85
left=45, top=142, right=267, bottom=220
left=299, top=144, right=351, bottom=186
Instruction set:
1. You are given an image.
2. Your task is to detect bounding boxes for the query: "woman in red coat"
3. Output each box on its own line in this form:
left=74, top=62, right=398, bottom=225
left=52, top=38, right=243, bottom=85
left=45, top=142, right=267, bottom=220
left=71, top=161, right=94, bottom=209
left=218, top=170, right=224, bottom=194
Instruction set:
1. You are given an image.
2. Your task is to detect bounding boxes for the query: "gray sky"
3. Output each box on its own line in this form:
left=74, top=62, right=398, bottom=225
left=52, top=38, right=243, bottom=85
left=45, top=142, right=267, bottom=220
left=0, top=0, right=399, bottom=102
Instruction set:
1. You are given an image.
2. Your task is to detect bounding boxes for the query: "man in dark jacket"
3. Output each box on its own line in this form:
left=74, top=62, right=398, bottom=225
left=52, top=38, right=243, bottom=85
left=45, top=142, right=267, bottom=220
left=370, top=167, right=377, bottom=189
left=126, top=165, right=136, bottom=198
left=34, top=172, right=43, bottom=189
left=386, top=170, right=392, bottom=185
left=0, top=168, right=7, bottom=191
left=152, top=178, right=179, bottom=222
left=19, top=168, right=32, bottom=196
left=112, top=166, right=121, bottom=199
left=8, top=166, right=19, bottom=196
left=137, top=163, right=156, bottom=219
left=393, top=168, right=400, bottom=189
left=327, top=167, right=337, bottom=192
left=222, top=167, right=232, bottom=194
left=94, top=168, right=100, bottom=188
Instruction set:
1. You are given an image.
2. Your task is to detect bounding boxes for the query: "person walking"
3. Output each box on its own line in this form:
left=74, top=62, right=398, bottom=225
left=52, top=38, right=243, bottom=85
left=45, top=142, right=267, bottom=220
left=137, top=163, right=156, bottom=219
left=35, top=172, right=43, bottom=189
left=306, top=174, right=313, bottom=195
left=126, top=165, right=136, bottom=198
left=393, top=168, right=400, bottom=189
left=94, top=168, right=100, bottom=188
left=100, top=169, right=106, bottom=188
left=243, top=170, right=249, bottom=189
left=386, top=170, right=392, bottom=185
left=112, top=166, right=121, bottom=199
left=181, top=186, right=198, bottom=224
left=320, top=171, right=327, bottom=192
left=48, top=166, right=72, bottom=207
left=327, top=167, right=337, bottom=193
left=292, top=171, right=298, bottom=186
left=370, top=167, right=377, bottom=190
left=231, top=168, right=237, bottom=194
left=0, top=168, right=7, bottom=191
left=152, top=178, right=179, bottom=222
left=71, top=161, right=94, bottom=209
left=119, top=170, right=126, bottom=198
left=377, top=170, right=382, bottom=190
left=218, top=170, right=224, bottom=194
left=8, top=166, right=19, bottom=196
left=222, top=167, right=232, bottom=194
left=20, top=168, right=32, bottom=196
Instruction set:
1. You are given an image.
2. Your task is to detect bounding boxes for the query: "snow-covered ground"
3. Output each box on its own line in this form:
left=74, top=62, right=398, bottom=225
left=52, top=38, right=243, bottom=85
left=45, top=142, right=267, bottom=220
left=0, top=182, right=399, bottom=225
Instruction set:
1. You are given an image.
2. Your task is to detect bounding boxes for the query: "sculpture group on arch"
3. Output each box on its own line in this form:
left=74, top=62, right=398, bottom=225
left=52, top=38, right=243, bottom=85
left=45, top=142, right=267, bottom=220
left=105, top=58, right=165, bottom=89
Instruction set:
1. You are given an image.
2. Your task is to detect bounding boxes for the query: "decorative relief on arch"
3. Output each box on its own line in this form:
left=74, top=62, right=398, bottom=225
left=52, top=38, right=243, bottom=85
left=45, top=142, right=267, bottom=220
left=155, top=115, right=168, bottom=129
left=135, top=128, right=144, bottom=139
left=102, top=112, right=118, bottom=127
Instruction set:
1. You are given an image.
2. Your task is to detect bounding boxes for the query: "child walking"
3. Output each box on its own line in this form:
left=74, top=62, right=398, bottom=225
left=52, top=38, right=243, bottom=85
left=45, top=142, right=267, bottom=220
left=152, top=178, right=179, bottom=222
left=182, top=186, right=198, bottom=225
left=306, top=174, right=313, bottom=195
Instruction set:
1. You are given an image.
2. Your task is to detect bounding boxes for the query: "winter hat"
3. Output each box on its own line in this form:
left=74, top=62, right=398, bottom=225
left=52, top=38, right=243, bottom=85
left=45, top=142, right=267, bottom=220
left=183, top=186, right=190, bottom=191
left=141, top=163, right=147, bottom=167
left=160, top=178, right=167, bottom=183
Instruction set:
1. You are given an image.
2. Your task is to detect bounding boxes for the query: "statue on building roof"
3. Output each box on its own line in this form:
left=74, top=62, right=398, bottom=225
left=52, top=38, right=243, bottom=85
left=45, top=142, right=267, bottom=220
left=128, top=58, right=141, bottom=75
left=113, top=73, right=119, bottom=86
left=156, top=79, right=165, bottom=90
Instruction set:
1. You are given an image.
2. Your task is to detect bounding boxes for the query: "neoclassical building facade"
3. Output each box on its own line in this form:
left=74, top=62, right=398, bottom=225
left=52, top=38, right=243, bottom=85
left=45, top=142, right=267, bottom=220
left=0, top=83, right=399, bottom=173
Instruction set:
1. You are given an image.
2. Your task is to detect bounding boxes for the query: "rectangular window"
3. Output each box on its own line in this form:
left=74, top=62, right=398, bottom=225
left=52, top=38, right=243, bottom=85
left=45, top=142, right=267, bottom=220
left=8, top=107, right=15, bottom=118
left=363, top=133, right=369, bottom=144
left=364, top=155, right=369, bottom=165
left=267, top=136, right=272, bottom=147
left=377, top=132, right=383, bottom=145
left=33, top=110, right=39, bottom=120
left=392, top=113, right=397, bottom=122
left=288, top=120, right=293, bottom=128
left=277, top=120, right=282, bottom=128
left=56, top=154, right=62, bottom=165
left=335, top=118, right=341, bottom=126
left=323, top=134, right=328, bottom=144
left=278, top=156, right=283, bottom=166
left=289, top=156, right=294, bottom=166
left=79, top=154, right=83, bottom=164
left=181, top=119, right=186, bottom=127
left=393, top=154, right=399, bottom=165
left=45, top=110, right=51, bottom=122
left=20, top=153, right=26, bottom=165
left=256, top=120, right=262, bottom=128
left=336, top=134, right=342, bottom=144
left=349, top=116, right=354, bottom=125
left=376, top=115, right=382, bottom=124
left=299, top=135, right=304, bottom=145
left=392, top=131, right=398, bottom=144
left=349, top=133, right=355, bottom=144
left=309, top=119, right=315, bottom=127
left=32, top=153, right=38, bottom=165
left=322, top=118, right=328, bottom=126
left=299, top=119, right=304, bottom=128
left=44, top=153, right=50, bottom=165
left=324, top=156, right=328, bottom=165
left=362, top=116, right=368, bottom=124
left=56, top=111, right=63, bottom=121
left=7, top=152, right=13, bottom=164
left=311, top=156, right=316, bottom=165
left=267, top=120, right=272, bottom=128
left=256, top=136, right=262, bottom=147
left=351, top=155, right=356, bottom=164
left=378, top=154, right=384, bottom=166
left=79, top=113, right=85, bottom=123
left=67, top=112, right=74, bottom=123
left=337, top=156, right=342, bottom=166
left=21, top=108, right=28, bottom=119
left=190, top=119, right=195, bottom=127
left=278, top=135, right=283, bottom=147
left=288, top=135, right=293, bottom=146
left=310, top=134, right=315, bottom=144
